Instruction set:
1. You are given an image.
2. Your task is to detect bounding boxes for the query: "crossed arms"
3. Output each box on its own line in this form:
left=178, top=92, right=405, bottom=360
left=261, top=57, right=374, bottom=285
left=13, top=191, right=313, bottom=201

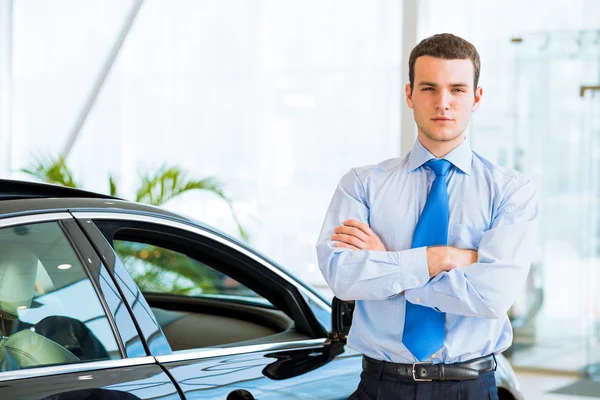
left=316, top=169, right=539, bottom=320
left=331, top=219, right=477, bottom=279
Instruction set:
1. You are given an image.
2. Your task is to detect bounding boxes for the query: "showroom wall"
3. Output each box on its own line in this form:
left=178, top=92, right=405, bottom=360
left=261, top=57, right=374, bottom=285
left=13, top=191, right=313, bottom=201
left=0, top=0, right=402, bottom=289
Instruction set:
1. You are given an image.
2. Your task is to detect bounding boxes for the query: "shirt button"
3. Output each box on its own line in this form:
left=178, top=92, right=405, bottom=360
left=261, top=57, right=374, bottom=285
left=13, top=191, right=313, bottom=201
left=415, top=297, right=421, bottom=304
left=414, top=280, right=420, bottom=286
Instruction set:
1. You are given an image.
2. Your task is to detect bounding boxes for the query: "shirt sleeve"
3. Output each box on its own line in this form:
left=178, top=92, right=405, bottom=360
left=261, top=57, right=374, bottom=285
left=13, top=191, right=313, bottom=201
left=404, top=179, right=540, bottom=319
left=316, top=168, right=430, bottom=301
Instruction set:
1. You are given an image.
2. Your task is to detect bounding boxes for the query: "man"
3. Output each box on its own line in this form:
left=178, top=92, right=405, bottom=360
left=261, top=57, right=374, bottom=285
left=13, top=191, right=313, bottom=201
left=316, top=33, right=539, bottom=399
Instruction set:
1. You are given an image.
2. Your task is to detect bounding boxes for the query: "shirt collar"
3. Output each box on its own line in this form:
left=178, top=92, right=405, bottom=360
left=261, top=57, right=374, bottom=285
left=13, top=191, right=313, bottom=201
left=407, top=138, right=472, bottom=175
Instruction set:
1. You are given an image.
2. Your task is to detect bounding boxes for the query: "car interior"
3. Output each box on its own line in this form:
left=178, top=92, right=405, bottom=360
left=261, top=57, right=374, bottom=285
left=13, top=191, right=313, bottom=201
left=147, top=294, right=307, bottom=351
left=111, top=237, right=312, bottom=350
left=0, top=244, right=80, bottom=370
left=0, top=222, right=119, bottom=372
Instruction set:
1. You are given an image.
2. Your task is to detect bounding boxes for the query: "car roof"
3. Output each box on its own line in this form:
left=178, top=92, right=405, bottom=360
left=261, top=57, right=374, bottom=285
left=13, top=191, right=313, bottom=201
left=0, top=178, right=183, bottom=218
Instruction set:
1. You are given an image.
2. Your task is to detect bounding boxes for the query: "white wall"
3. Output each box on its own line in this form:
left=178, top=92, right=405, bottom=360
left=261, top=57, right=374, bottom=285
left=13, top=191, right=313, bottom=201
left=3, top=0, right=403, bottom=289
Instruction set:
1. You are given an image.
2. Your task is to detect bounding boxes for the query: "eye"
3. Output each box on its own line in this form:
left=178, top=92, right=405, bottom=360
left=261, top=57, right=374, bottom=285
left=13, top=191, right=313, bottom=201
left=422, top=87, right=434, bottom=91
left=452, top=88, right=466, bottom=93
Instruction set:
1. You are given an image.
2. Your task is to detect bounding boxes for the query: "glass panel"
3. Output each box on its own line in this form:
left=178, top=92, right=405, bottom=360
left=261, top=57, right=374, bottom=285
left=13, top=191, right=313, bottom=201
left=508, top=31, right=600, bottom=375
left=0, top=222, right=120, bottom=372
left=114, top=240, right=268, bottom=304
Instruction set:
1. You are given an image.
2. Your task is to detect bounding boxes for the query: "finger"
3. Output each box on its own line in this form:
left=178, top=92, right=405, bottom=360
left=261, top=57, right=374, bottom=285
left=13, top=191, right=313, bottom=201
left=331, top=234, right=365, bottom=249
left=333, top=226, right=369, bottom=242
left=343, top=219, right=373, bottom=236
left=334, top=241, right=360, bottom=251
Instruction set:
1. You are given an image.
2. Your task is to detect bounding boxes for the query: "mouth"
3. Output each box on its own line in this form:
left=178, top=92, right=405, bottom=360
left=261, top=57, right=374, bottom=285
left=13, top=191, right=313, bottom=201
left=431, top=117, right=453, bottom=124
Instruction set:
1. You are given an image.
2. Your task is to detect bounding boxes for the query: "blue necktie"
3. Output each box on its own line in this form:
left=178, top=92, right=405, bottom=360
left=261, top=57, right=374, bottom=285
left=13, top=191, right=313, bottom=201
left=402, top=159, right=452, bottom=361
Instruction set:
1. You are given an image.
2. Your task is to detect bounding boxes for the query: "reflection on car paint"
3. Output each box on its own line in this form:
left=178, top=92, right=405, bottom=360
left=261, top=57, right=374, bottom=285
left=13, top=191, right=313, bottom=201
left=165, top=346, right=361, bottom=400
left=2, top=364, right=180, bottom=400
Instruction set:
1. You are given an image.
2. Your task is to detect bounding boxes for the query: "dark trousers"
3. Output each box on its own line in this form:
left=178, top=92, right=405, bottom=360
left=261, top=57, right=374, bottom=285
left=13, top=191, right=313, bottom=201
left=348, top=369, right=498, bottom=400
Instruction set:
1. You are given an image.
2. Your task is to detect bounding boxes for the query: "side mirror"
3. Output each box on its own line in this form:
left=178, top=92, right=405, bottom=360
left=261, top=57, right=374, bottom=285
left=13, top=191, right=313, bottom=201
left=330, top=297, right=355, bottom=342
left=262, top=340, right=345, bottom=380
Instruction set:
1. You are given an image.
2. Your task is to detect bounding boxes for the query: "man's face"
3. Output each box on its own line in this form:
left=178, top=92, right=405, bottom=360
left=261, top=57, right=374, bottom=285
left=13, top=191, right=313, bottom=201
left=406, top=56, right=482, bottom=145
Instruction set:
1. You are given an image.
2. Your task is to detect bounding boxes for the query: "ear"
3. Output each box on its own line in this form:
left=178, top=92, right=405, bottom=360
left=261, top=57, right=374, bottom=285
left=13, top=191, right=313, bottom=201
left=472, top=86, right=483, bottom=112
left=405, top=83, right=414, bottom=109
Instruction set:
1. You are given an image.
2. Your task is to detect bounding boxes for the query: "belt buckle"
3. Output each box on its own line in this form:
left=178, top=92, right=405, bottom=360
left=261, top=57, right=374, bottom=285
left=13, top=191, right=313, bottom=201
left=412, top=361, right=433, bottom=381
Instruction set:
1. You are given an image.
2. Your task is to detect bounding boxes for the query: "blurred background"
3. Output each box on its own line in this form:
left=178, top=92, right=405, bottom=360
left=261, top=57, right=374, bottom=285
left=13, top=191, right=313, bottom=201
left=1, top=0, right=600, bottom=396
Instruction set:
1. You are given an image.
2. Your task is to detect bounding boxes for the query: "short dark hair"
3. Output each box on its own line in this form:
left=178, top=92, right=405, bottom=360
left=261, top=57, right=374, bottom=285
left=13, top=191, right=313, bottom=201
left=409, top=33, right=480, bottom=91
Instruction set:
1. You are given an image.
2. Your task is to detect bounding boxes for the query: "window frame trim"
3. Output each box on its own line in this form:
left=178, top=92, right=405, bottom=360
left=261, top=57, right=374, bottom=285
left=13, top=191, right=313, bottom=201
left=0, top=356, right=156, bottom=382
left=155, top=338, right=328, bottom=364
left=0, top=212, right=72, bottom=228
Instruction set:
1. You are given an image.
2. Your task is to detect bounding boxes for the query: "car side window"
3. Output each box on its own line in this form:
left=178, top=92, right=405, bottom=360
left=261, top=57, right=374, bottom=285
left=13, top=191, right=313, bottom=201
left=0, top=222, right=121, bottom=372
left=108, top=236, right=309, bottom=352
left=114, top=240, right=267, bottom=302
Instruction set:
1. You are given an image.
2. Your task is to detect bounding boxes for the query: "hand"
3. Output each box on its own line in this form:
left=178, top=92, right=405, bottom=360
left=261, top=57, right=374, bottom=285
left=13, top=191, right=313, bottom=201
left=452, top=247, right=478, bottom=268
left=331, top=219, right=386, bottom=251
left=426, top=246, right=477, bottom=277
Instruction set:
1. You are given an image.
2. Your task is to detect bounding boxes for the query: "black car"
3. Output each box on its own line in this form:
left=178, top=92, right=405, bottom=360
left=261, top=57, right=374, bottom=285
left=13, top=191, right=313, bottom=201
left=0, top=179, right=523, bottom=399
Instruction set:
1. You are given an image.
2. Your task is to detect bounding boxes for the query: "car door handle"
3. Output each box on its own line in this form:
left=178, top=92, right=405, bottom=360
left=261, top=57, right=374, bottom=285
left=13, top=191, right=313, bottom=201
left=227, top=389, right=255, bottom=400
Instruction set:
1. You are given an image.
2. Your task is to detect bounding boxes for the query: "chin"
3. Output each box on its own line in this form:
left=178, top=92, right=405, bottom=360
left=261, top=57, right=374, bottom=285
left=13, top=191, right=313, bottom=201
left=425, top=130, right=462, bottom=143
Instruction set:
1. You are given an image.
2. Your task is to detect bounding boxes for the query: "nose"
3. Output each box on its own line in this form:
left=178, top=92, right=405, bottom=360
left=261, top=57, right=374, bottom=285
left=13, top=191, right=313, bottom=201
left=434, top=90, right=451, bottom=111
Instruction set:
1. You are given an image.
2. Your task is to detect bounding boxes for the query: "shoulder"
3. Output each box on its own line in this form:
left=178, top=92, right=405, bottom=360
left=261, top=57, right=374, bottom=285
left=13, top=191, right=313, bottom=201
left=471, top=151, right=538, bottom=213
left=337, top=156, right=406, bottom=196
left=471, top=151, right=532, bottom=189
left=350, top=155, right=407, bottom=181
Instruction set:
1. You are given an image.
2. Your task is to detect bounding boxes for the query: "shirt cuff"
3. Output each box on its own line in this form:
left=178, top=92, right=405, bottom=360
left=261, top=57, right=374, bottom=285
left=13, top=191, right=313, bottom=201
left=404, top=282, right=432, bottom=307
left=390, top=246, right=429, bottom=291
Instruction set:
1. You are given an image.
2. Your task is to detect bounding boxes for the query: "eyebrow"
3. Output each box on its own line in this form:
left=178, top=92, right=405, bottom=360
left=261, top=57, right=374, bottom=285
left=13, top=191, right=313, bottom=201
left=417, top=81, right=470, bottom=88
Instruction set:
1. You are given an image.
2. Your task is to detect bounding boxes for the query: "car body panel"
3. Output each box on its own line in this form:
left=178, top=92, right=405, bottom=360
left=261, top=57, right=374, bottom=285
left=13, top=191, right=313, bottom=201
left=0, top=360, right=181, bottom=399
left=161, top=342, right=360, bottom=399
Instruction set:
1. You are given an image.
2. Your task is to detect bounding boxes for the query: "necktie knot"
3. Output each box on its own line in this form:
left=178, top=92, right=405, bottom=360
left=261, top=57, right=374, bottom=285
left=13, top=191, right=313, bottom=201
left=426, top=159, right=452, bottom=176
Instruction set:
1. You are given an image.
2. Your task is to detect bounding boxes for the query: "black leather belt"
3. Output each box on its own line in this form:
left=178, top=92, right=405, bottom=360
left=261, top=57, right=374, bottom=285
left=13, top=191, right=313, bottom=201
left=362, top=355, right=496, bottom=382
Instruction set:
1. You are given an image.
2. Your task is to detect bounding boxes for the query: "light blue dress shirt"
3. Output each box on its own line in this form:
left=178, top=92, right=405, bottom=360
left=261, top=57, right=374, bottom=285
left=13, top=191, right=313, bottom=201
left=317, top=139, right=539, bottom=364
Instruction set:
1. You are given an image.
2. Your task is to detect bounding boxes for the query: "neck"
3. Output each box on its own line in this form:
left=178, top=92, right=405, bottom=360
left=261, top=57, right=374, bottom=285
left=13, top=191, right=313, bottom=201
left=417, top=133, right=465, bottom=158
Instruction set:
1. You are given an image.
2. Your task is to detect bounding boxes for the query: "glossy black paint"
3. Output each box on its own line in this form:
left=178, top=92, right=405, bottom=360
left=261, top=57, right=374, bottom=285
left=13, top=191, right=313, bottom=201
left=162, top=345, right=361, bottom=400
left=0, top=179, right=117, bottom=200
left=261, top=341, right=346, bottom=380
left=0, top=364, right=181, bottom=400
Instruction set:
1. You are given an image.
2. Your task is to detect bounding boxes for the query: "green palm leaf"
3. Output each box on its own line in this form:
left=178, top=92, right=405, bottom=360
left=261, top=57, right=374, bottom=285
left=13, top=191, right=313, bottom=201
left=21, top=155, right=80, bottom=188
left=109, top=175, right=119, bottom=197
left=21, top=157, right=249, bottom=242
left=135, top=165, right=249, bottom=241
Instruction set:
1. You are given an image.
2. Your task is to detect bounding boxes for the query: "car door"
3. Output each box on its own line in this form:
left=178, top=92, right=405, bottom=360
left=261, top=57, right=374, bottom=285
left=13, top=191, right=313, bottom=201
left=74, top=211, right=362, bottom=400
left=0, top=213, right=181, bottom=400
